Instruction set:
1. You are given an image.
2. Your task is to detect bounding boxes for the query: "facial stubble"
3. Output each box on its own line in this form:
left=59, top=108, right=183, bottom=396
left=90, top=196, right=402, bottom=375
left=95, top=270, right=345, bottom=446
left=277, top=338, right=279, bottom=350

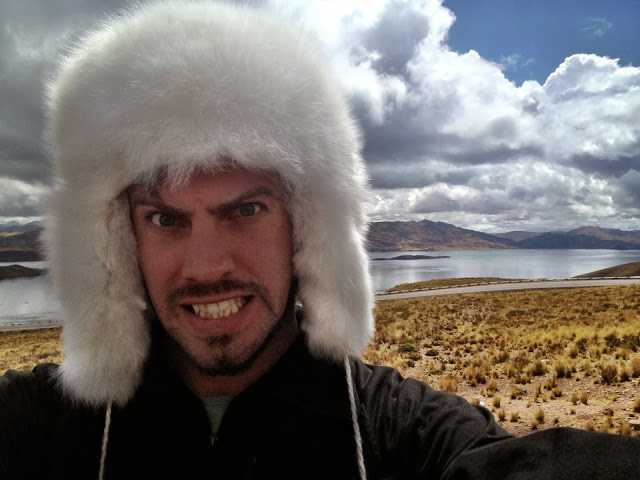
left=162, top=278, right=296, bottom=377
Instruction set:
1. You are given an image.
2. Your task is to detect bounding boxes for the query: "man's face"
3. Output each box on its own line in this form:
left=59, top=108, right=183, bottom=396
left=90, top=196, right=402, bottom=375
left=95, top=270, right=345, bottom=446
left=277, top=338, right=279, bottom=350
left=129, top=167, right=295, bottom=382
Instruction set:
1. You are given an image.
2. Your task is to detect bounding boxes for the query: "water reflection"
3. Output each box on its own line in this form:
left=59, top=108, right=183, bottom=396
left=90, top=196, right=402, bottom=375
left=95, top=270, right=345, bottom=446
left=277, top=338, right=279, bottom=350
left=0, top=271, right=61, bottom=325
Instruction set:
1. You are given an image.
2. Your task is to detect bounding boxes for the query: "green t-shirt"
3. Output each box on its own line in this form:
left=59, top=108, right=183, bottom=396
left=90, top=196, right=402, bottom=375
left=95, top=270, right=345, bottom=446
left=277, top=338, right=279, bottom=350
left=200, top=395, right=235, bottom=435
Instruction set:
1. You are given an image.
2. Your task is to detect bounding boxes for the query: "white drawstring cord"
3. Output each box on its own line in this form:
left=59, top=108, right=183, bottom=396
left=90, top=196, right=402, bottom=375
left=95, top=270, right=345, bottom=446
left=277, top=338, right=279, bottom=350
left=98, top=401, right=113, bottom=480
left=344, top=356, right=367, bottom=480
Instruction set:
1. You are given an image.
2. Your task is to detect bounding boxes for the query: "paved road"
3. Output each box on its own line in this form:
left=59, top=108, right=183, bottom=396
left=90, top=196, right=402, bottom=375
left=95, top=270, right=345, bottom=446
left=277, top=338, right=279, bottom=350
left=376, top=278, right=640, bottom=301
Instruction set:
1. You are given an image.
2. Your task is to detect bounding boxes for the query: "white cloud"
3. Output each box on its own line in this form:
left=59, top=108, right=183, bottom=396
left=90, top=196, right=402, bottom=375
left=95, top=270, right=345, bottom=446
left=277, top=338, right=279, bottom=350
left=582, top=17, right=613, bottom=38
left=286, top=0, right=639, bottom=231
left=0, top=178, right=49, bottom=217
left=499, top=53, right=536, bottom=73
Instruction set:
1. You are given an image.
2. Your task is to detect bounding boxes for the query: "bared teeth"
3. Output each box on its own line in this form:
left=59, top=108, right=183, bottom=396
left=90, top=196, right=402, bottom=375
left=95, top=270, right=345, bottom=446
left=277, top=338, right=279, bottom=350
left=191, top=297, right=247, bottom=319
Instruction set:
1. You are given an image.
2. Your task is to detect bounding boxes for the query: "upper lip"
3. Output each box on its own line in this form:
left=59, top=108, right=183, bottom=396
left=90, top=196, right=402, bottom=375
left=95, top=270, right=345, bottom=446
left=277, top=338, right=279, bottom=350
left=180, top=293, right=251, bottom=306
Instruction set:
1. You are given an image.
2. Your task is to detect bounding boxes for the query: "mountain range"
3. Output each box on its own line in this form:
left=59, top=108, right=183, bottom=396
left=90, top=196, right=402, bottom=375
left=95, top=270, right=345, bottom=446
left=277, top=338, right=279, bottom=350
left=367, top=220, right=640, bottom=252
left=0, top=227, right=44, bottom=262
left=0, top=221, right=639, bottom=258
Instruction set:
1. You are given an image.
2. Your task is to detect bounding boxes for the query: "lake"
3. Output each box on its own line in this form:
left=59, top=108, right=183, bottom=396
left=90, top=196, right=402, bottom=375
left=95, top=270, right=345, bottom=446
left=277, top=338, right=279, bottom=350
left=370, top=249, right=640, bottom=292
left=0, top=261, right=61, bottom=327
left=1, top=249, right=639, bottom=325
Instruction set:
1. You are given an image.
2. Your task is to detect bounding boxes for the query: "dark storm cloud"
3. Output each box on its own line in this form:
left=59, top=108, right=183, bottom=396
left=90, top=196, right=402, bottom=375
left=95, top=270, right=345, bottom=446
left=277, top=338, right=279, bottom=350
left=568, top=154, right=640, bottom=178
left=0, top=138, right=50, bottom=182
left=0, top=0, right=130, bottom=184
left=0, top=201, right=41, bottom=218
left=616, top=169, right=640, bottom=206
left=369, top=163, right=478, bottom=189
left=361, top=0, right=430, bottom=77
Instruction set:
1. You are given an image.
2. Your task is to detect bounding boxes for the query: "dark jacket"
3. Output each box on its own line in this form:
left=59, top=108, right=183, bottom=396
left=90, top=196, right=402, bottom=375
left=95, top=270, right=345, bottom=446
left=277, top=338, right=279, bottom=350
left=1, top=336, right=639, bottom=479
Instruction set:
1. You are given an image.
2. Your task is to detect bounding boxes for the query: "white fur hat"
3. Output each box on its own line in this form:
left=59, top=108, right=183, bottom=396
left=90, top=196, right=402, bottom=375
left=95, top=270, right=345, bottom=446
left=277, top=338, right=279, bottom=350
left=43, top=1, right=373, bottom=406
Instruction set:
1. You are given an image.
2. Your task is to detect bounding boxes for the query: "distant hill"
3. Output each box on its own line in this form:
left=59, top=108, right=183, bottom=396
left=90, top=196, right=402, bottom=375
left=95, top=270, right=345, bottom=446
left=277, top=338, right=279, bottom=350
left=0, top=264, right=46, bottom=280
left=574, top=262, right=640, bottom=278
left=0, top=228, right=44, bottom=262
left=367, top=220, right=514, bottom=251
left=565, top=226, right=640, bottom=246
left=368, top=222, right=640, bottom=251
left=493, top=230, right=565, bottom=242
left=514, top=233, right=637, bottom=249
left=0, top=221, right=43, bottom=233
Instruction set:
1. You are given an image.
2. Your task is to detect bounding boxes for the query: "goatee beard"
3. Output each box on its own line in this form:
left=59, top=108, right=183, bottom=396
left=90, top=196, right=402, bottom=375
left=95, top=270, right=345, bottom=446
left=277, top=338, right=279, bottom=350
left=152, top=278, right=298, bottom=377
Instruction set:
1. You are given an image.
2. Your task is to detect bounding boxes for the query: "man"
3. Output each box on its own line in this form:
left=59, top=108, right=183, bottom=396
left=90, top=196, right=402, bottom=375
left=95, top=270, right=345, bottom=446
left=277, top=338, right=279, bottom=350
left=1, top=2, right=639, bottom=479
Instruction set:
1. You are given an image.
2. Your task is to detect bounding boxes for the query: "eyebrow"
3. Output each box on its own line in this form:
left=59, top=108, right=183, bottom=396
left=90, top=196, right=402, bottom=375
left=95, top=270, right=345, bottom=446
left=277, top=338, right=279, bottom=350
left=129, top=185, right=280, bottom=218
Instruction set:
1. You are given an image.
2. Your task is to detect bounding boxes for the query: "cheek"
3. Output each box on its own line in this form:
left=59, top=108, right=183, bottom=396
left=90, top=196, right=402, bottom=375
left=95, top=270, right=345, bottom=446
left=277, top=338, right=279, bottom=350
left=136, top=237, right=176, bottom=301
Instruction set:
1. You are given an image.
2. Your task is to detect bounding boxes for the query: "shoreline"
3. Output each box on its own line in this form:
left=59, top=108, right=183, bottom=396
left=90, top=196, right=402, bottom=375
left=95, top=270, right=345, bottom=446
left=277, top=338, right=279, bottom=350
left=0, top=320, right=62, bottom=332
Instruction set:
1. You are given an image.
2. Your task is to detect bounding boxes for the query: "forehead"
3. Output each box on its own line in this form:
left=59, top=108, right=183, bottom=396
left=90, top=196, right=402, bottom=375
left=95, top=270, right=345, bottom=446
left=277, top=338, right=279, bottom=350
left=129, top=167, right=287, bottom=203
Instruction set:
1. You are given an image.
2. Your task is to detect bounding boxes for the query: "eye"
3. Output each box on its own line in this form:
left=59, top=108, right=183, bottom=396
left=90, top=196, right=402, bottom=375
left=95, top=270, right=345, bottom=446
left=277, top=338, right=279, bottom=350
left=237, top=202, right=262, bottom=217
left=150, top=212, right=176, bottom=227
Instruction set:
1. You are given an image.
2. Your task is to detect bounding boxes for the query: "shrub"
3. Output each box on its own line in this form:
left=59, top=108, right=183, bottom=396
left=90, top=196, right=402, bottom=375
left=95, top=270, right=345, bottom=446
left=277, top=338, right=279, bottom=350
left=580, top=359, right=593, bottom=377
left=486, top=378, right=498, bottom=395
left=614, top=348, right=629, bottom=360
left=510, top=386, right=523, bottom=400
left=528, top=359, right=546, bottom=376
left=630, top=356, right=640, bottom=377
left=466, top=362, right=489, bottom=385
left=534, top=407, right=545, bottom=423
left=510, top=411, right=520, bottom=422
left=543, top=375, right=557, bottom=390
left=534, top=383, right=542, bottom=397
left=599, top=362, right=618, bottom=384
left=619, top=365, right=632, bottom=382
left=618, top=422, right=632, bottom=436
left=497, top=408, right=506, bottom=421
left=555, top=360, right=571, bottom=378
left=602, top=415, right=613, bottom=431
left=439, top=375, right=459, bottom=394
left=580, top=392, right=589, bottom=405
left=584, top=420, right=596, bottom=431
left=397, top=341, right=417, bottom=354
left=633, top=398, right=640, bottom=413
left=492, top=395, right=501, bottom=408
left=571, top=392, right=579, bottom=405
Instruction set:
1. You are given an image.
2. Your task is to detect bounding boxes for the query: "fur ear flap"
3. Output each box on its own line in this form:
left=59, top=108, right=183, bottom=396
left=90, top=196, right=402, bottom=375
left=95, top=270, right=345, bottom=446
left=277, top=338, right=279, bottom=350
left=46, top=191, right=150, bottom=406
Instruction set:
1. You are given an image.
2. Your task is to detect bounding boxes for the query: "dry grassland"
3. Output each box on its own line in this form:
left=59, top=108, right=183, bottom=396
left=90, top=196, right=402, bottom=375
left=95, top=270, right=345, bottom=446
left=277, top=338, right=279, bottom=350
left=365, top=283, right=640, bottom=437
left=2, top=283, right=639, bottom=438
left=0, top=328, right=62, bottom=373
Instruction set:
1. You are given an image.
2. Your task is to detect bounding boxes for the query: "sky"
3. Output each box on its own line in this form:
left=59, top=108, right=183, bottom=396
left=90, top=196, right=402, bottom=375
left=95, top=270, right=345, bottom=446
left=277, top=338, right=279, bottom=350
left=1, top=0, right=639, bottom=233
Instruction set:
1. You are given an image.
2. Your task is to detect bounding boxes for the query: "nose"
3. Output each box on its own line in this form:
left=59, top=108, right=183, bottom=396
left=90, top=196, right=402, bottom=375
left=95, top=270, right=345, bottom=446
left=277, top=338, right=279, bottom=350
left=180, top=218, right=235, bottom=284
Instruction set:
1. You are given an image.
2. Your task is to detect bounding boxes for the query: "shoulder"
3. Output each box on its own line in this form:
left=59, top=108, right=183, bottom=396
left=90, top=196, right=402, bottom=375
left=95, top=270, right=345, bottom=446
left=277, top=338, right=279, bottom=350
left=350, top=358, right=510, bottom=476
left=0, top=363, right=70, bottom=426
left=0, top=363, right=60, bottom=402
left=351, top=358, right=491, bottom=422
left=0, top=364, right=62, bottom=474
